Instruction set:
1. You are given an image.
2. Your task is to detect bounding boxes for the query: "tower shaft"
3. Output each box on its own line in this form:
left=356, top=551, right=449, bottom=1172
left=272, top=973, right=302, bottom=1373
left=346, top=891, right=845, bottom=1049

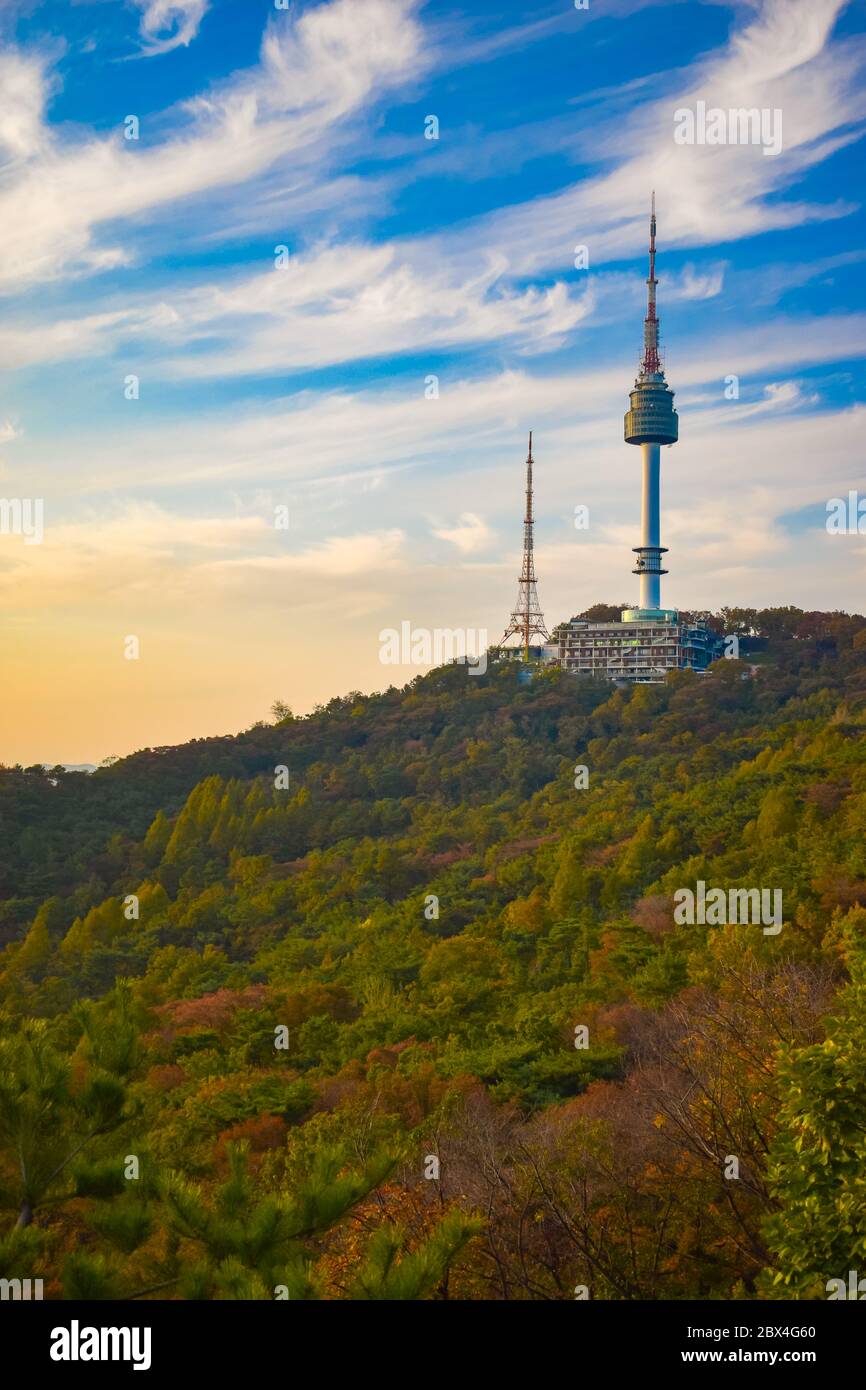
left=638, top=443, right=664, bottom=609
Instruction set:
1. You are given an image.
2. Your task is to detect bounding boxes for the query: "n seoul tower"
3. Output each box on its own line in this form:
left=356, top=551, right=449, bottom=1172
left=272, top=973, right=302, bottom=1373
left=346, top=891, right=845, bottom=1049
left=623, top=193, right=678, bottom=613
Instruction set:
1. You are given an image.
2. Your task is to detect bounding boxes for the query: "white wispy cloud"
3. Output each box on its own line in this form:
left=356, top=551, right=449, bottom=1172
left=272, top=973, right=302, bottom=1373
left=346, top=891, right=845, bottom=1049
left=0, top=303, right=180, bottom=369
left=207, top=530, right=406, bottom=577
left=133, top=0, right=210, bottom=56
left=676, top=263, right=726, bottom=300
left=157, top=249, right=592, bottom=378
left=0, top=46, right=51, bottom=161
left=447, top=0, right=865, bottom=276
left=0, top=247, right=592, bottom=374
left=3, top=0, right=857, bottom=383
left=0, top=0, right=426, bottom=290
left=14, top=309, right=858, bottom=502
left=432, top=513, right=492, bottom=554
left=5, top=397, right=865, bottom=638
left=0, top=508, right=406, bottom=613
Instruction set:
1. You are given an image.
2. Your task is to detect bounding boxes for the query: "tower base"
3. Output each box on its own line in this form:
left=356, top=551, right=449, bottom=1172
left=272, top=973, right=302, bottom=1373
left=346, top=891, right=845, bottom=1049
left=621, top=607, right=679, bottom=624
left=545, top=613, right=722, bottom=683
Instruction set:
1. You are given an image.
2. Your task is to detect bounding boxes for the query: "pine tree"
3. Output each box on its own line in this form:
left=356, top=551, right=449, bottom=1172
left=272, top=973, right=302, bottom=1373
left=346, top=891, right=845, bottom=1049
left=162, top=1142, right=478, bottom=1300
left=763, top=964, right=866, bottom=1297
left=0, top=992, right=136, bottom=1228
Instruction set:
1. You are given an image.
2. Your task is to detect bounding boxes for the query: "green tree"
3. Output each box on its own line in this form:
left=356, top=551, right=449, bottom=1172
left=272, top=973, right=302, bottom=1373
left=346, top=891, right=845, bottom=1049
left=161, top=1142, right=478, bottom=1300
left=0, top=994, right=136, bottom=1228
left=763, top=967, right=866, bottom=1297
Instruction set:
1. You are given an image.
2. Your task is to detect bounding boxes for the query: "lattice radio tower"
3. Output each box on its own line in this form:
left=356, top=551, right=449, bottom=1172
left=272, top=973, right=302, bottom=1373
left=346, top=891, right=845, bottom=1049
left=500, top=432, right=550, bottom=659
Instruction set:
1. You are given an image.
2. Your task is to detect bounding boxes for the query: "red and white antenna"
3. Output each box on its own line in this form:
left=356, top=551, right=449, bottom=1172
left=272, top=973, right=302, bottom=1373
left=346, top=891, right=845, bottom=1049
left=641, top=190, right=661, bottom=376
left=501, top=433, right=550, bottom=659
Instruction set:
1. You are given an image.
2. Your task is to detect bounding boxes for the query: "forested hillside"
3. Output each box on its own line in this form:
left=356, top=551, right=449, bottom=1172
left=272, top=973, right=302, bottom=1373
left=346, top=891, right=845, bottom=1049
left=2, top=605, right=866, bottom=1300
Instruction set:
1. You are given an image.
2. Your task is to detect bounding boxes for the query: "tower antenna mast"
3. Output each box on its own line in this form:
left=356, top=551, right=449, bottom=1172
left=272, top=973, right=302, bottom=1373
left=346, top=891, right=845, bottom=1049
left=501, top=432, right=550, bottom=659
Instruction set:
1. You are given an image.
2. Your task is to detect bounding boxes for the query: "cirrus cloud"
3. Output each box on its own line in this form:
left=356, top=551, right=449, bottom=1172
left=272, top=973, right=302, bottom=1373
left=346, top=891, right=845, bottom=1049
left=133, top=0, right=210, bottom=56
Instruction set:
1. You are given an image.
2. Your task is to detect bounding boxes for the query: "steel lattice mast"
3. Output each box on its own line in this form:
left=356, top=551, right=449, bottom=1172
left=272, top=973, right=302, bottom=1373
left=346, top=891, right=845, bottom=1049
left=501, top=432, right=550, bottom=659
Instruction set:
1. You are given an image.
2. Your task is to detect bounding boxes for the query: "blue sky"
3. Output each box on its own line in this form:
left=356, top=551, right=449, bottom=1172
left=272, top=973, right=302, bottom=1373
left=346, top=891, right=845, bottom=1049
left=1, top=0, right=865, bottom=762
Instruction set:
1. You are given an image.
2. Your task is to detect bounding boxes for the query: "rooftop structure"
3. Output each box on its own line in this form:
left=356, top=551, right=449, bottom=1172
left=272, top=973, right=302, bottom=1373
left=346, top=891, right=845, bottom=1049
left=548, top=611, right=719, bottom=683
